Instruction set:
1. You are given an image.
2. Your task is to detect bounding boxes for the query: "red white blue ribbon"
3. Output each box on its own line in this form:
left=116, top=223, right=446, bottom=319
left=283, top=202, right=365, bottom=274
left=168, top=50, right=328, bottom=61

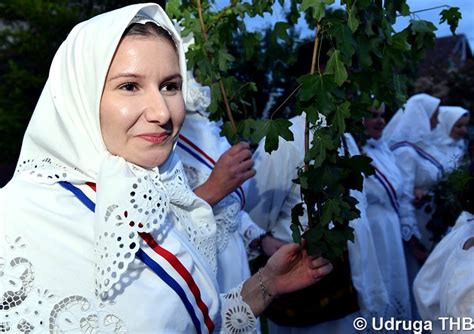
left=390, top=141, right=444, bottom=175
left=372, top=166, right=400, bottom=215
left=177, top=134, right=246, bottom=208
left=58, top=181, right=215, bottom=334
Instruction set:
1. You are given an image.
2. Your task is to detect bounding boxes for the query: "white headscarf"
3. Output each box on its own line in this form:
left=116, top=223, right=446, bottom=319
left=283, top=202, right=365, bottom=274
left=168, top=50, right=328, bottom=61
left=383, top=93, right=441, bottom=147
left=430, top=106, right=469, bottom=171
left=432, top=106, right=469, bottom=145
left=13, top=3, right=216, bottom=297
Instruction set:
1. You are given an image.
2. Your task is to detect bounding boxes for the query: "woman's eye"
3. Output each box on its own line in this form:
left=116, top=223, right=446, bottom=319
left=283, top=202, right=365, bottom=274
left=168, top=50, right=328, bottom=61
left=161, top=82, right=181, bottom=92
left=119, top=82, right=138, bottom=91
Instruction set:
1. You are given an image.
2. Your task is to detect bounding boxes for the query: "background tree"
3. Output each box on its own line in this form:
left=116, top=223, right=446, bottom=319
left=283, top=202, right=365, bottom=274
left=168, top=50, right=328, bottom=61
left=168, top=0, right=461, bottom=259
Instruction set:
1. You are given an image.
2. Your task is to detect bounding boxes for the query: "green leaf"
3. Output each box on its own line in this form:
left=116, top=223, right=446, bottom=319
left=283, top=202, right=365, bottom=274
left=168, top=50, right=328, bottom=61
left=298, top=74, right=337, bottom=115
left=251, top=118, right=294, bottom=153
left=332, top=101, right=350, bottom=134
left=307, top=129, right=335, bottom=167
left=390, top=30, right=411, bottom=51
left=220, top=121, right=239, bottom=144
left=321, top=198, right=341, bottom=225
left=302, top=225, right=323, bottom=256
left=327, top=22, right=355, bottom=61
left=274, top=21, right=290, bottom=42
left=217, top=50, right=235, bottom=72
left=237, top=118, right=257, bottom=142
left=291, top=203, right=305, bottom=243
left=325, top=50, right=348, bottom=86
left=439, top=7, right=462, bottom=35
left=301, top=0, right=335, bottom=21
left=410, top=20, right=437, bottom=35
left=347, top=5, right=359, bottom=33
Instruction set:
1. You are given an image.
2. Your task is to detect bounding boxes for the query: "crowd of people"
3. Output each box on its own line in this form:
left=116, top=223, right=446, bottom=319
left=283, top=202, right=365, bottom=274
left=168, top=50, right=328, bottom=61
left=0, top=3, right=472, bottom=333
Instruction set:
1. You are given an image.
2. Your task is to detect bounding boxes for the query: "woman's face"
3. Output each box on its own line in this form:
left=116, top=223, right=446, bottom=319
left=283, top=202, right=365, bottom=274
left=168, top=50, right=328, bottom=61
left=450, top=115, right=470, bottom=140
left=430, top=107, right=440, bottom=130
left=100, top=34, right=184, bottom=168
left=364, top=105, right=386, bottom=140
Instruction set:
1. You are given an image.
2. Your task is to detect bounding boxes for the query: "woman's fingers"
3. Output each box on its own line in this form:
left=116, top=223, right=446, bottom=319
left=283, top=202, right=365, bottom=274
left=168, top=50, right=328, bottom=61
left=312, top=261, right=333, bottom=280
left=310, top=256, right=330, bottom=269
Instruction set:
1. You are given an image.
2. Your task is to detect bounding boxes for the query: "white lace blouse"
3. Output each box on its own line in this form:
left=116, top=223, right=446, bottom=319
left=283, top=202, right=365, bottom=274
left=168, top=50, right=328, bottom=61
left=0, top=170, right=258, bottom=333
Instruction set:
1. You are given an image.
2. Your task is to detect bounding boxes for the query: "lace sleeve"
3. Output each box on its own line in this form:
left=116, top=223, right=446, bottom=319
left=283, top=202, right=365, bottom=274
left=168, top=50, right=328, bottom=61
left=217, top=283, right=257, bottom=333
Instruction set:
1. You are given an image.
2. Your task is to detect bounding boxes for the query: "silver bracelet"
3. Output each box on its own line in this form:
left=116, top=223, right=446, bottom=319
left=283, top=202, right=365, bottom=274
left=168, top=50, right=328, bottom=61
left=257, top=268, right=275, bottom=300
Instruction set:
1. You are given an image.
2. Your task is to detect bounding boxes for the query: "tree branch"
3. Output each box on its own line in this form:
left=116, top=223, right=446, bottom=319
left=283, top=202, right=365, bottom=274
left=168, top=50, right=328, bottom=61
left=197, top=0, right=238, bottom=136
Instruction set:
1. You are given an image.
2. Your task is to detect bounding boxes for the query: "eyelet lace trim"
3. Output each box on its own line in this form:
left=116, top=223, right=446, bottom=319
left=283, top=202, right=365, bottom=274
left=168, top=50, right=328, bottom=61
left=220, top=283, right=256, bottom=333
left=183, top=165, right=240, bottom=253
left=0, top=235, right=127, bottom=333
left=16, top=156, right=217, bottom=297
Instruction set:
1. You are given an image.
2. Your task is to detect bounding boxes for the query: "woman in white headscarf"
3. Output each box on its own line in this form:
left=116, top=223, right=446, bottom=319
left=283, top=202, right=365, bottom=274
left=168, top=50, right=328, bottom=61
left=430, top=106, right=470, bottom=172
left=383, top=93, right=442, bottom=318
left=0, top=4, right=332, bottom=333
left=362, top=104, right=411, bottom=321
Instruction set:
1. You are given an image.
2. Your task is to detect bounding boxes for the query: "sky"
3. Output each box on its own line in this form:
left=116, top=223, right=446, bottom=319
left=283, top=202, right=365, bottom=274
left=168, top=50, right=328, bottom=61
left=215, top=0, right=474, bottom=49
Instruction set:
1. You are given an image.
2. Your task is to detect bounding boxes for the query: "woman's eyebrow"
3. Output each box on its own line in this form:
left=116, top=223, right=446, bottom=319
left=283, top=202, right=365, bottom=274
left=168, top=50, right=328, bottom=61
left=108, top=73, right=182, bottom=82
left=108, top=72, right=145, bottom=81
left=162, top=73, right=182, bottom=82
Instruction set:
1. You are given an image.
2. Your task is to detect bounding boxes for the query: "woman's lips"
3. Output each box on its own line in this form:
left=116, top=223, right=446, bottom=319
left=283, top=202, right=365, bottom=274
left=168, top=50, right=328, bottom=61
left=137, top=132, right=171, bottom=144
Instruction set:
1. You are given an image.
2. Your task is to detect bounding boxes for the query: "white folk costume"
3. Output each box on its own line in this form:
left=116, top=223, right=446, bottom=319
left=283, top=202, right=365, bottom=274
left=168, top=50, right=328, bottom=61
left=430, top=106, right=469, bottom=172
left=383, top=93, right=443, bottom=319
left=177, top=72, right=265, bottom=293
left=384, top=93, right=443, bottom=245
left=413, top=212, right=474, bottom=334
left=362, top=138, right=411, bottom=320
left=246, top=115, right=389, bottom=333
left=0, top=4, right=257, bottom=333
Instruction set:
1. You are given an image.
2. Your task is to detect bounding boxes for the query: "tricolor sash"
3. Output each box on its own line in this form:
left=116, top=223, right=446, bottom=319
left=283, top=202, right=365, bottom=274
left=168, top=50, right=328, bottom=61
left=390, top=141, right=444, bottom=175
left=177, top=134, right=246, bottom=208
left=372, top=166, right=400, bottom=215
left=58, top=181, right=215, bottom=334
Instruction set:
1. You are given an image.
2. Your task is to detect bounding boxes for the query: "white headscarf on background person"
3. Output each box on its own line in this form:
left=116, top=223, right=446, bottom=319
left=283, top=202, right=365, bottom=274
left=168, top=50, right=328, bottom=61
left=177, top=29, right=212, bottom=116
left=432, top=106, right=469, bottom=145
left=430, top=106, right=469, bottom=170
left=383, top=93, right=441, bottom=147
left=12, top=3, right=217, bottom=297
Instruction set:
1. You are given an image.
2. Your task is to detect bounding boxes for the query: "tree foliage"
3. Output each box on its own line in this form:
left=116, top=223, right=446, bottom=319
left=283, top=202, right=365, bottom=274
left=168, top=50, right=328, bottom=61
left=167, top=0, right=461, bottom=259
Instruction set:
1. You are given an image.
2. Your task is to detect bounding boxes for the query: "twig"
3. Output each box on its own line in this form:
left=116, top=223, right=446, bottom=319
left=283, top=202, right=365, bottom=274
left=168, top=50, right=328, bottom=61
left=397, top=5, right=450, bottom=17
left=304, top=25, right=321, bottom=228
left=197, top=0, right=238, bottom=136
left=270, top=84, right=302, bottom=119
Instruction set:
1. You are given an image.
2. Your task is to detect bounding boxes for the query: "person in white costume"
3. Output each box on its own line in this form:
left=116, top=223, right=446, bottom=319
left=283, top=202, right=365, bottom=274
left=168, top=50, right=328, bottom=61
left=246, top=114, right=390, bottom=334
left=0, top=4, right=333, bottom=333
left=177, top=70, right=283, bottom=293
left=430, top=106, right=470, bottom=172
left=383, top=93, right=442, bottom=318
left=362, top=105, right=411, bottom=321
left=413, top=163, right=474, bottom=334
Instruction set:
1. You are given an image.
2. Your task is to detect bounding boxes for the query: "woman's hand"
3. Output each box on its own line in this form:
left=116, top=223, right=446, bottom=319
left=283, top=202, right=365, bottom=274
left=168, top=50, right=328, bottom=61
left=241, top=242, right=332, bottom=317
left=413, top=188, right=429, bottom=208
left=262, top=243, right=333, bottom=297
left=194, top=142, right=255, bottom=205
left=406, top=236, right=429, bottom=264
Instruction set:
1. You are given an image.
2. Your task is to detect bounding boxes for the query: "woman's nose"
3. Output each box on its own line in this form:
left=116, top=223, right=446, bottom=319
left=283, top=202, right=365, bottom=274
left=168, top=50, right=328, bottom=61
left=143, top=90, right=171, bottom=124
